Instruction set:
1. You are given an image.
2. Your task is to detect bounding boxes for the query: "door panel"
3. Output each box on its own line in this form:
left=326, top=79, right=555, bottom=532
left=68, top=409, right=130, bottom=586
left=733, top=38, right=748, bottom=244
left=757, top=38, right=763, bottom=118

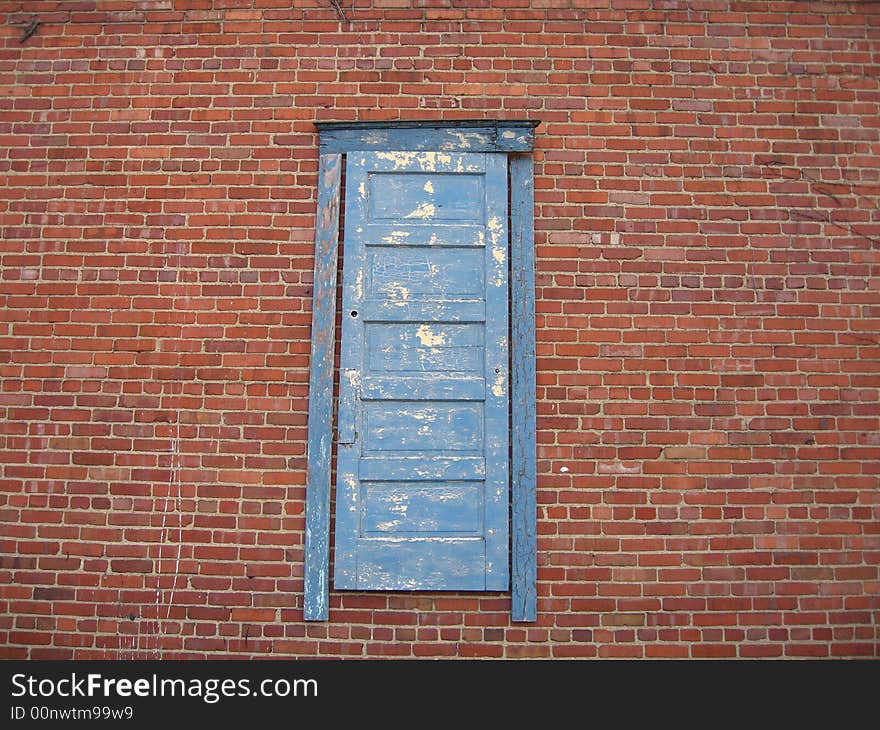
left=334, top=151, right=509, bottom=591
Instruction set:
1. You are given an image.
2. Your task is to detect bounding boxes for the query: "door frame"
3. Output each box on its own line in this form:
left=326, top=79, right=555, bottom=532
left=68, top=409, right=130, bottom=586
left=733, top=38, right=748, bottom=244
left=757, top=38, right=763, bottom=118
left=303, top=120, right=538, bottom=622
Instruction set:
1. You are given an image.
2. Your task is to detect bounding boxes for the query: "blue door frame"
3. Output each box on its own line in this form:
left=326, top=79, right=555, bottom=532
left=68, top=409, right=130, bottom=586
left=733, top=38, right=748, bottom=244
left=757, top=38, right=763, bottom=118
left=304, top=121, right=538, bottom=622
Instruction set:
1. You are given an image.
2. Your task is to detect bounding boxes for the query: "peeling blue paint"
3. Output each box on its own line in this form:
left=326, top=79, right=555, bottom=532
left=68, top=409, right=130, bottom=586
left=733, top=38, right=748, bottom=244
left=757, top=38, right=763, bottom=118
left=304, top=121, right=538, bottom=622
left=510, top=153, right=538, bottom=622
left=303, top=153, right=342, bottom=622
left=334, top=151, right=509, bottom=592
left=316, top=120, right=538, bottom=154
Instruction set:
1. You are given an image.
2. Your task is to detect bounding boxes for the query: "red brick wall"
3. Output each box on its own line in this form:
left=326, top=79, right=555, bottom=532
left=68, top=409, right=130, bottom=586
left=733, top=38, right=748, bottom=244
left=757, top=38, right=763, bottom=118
left=1, top=0, right=878, bottom=659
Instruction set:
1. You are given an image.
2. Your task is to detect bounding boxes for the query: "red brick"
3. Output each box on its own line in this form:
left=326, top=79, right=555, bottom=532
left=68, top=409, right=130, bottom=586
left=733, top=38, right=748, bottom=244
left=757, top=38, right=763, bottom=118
left=0, top=3, right=876, bottom=663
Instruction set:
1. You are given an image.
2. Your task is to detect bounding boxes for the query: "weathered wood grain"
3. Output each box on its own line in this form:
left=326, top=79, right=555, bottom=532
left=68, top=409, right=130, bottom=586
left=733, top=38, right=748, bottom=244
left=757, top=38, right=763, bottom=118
left=316, top=120, right=539, bottom=154
left=334, top=151, right=510, bottom=592
left=510, top=152, right=538, bottom=622
left=303, top=152, right=342, bottom=622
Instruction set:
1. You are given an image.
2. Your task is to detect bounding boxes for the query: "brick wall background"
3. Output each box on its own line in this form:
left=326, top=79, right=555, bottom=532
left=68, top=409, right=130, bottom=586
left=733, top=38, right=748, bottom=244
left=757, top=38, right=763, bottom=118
left=1, top=0, right=878, bottom=659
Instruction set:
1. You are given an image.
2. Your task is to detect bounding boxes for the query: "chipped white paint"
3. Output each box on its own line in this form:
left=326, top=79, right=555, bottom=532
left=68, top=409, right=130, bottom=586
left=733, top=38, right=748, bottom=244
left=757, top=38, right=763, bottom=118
left=375, top=499, right=410, bottom=532
left=354, top=270, right=364, bottom=300
left=363, top=132, right=388, bottom=146
left=416, top=324, right=446, bottom=347
left=430, top=151, right=453, bottom=168
left=344, top=369, right=361, bottom=388
left=448, top=131, right=477, bottom=149
left=375, top=151, right=452, bottom=171
left=381, top=230, right=411, bottom=245
left=407, top=408, right=437, bottom=422
left=423, top=180, right=435, bottom=194
left=487, top=216, right=506, bottom=287
left=379, top=282, right=412, bottom=303
left=376, top=151, right=415, bottom=168
left=345, top=474, right=358, bottom=514
left=454, top=156, right=482, bottom=173
left=405, top=202, right=436, bottom=220
left=491, top=371, right=506, bottom=398
left=359, top=181, right=366, bottom=198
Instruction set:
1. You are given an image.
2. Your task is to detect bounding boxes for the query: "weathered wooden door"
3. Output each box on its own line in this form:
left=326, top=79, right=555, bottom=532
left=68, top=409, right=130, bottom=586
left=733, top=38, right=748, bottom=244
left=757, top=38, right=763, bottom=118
left=333, top=151, right=509, bottom=590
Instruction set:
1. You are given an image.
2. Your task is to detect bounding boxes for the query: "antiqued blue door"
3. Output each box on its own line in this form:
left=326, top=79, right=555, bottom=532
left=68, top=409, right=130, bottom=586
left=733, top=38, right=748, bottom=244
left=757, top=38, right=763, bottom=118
left=334, top=151, right=509, bottom=590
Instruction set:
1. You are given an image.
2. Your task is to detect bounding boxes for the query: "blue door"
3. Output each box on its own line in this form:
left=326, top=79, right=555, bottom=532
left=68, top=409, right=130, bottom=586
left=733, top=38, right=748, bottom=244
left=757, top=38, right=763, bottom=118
left=333, top=151, right=509, bottom=591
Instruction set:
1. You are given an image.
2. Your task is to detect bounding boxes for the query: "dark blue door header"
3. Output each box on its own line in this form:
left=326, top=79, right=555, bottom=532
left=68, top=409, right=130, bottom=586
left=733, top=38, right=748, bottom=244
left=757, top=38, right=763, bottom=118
left=315, top=119, right=539, bottom=154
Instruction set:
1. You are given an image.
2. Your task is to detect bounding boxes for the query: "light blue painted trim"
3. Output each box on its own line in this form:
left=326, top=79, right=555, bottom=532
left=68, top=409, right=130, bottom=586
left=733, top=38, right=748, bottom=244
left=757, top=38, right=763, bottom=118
left=304, top=152, right=342, bottom=621
left=483, top=152, right=510, bottom=591
left=510, top=153, right=537, bottom=622
left=332, top=152, right=370, bottom=590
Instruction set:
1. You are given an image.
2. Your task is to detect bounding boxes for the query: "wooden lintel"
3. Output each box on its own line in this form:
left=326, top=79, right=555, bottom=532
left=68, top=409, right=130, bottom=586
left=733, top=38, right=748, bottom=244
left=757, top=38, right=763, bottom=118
left=316, top=120, right=539, bottom=154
